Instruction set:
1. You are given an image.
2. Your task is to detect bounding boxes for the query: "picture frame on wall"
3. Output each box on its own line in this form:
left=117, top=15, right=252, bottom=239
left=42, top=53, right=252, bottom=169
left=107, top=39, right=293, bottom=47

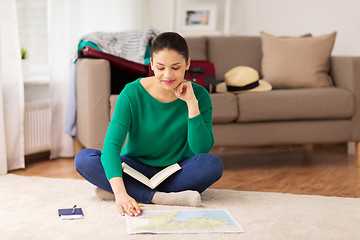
left=177, top=4, right=217, bottom=32
left=175, top=0, right=232, bottom=36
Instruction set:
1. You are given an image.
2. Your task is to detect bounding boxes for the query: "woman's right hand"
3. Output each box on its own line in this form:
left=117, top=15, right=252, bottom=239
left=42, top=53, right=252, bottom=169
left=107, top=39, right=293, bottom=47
left=109, top=177, right=142, bottom=217
left=114, top=192, right=143, bottom=216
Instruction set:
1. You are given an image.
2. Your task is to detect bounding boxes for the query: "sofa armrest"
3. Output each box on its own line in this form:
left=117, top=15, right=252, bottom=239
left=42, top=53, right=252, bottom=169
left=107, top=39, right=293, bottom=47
left=331, top=56, right=360, bottom=90
left=76, top=58, right=111, bottom=150
left=331, top=56, right=360, bottom=140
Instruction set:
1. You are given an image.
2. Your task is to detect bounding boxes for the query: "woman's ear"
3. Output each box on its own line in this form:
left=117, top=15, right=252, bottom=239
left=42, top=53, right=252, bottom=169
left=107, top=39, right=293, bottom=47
left=150, top=57, right=154, bottom=70
left=186, top=57, right=191, bottom=70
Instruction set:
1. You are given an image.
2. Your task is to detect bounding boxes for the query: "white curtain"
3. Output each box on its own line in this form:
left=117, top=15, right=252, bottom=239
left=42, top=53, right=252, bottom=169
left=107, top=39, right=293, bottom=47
left=48, top=0, right=74, bottom=159
left=48, top=0, right=146, bottom=159
left=0, top=0, right=25, bottom=174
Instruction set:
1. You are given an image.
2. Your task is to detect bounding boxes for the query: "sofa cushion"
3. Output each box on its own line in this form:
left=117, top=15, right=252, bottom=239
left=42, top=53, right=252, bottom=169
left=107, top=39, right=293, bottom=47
left=261, top=32, right=336, bottom=89
left=236, top=88, right=354, bottom=122
left=109, top=95, right=119, bottom=120
left=210, top=92, right=238, bottom=123
left=185, top=37, right=208, bottom=60
left=208, top=36, right=262, bottom=81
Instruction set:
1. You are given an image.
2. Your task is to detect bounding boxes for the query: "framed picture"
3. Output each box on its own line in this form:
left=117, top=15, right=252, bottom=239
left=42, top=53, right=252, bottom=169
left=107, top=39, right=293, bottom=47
left=177, top=4, right=217, bottom=32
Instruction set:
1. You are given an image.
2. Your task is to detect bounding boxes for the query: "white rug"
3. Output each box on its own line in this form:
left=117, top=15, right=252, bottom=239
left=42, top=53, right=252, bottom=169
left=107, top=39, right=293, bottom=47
left=0, top=174, right=359, bottom=240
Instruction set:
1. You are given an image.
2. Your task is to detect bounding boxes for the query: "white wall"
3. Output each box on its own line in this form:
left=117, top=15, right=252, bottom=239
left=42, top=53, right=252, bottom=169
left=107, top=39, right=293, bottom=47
left=230, top=0, right=360, bottom=56
left=68, top=0, right=148, bottom=54
left=149, top=0, right=360, bottom=56
left=148, top=0, right=176, bottom=32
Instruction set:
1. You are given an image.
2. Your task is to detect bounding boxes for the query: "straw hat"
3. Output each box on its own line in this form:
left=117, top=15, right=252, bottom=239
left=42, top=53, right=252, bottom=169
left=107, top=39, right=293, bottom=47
left=217, top=66, right=272, bottom=93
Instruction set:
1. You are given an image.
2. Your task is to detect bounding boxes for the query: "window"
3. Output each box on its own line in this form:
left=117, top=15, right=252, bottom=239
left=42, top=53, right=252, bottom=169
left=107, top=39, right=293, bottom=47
left=16, top=0, right=49, bottom=83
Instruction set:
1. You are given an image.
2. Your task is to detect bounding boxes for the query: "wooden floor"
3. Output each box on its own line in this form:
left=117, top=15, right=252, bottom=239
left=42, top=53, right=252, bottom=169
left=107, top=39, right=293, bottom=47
left=11, top=143, right=360, bottom=198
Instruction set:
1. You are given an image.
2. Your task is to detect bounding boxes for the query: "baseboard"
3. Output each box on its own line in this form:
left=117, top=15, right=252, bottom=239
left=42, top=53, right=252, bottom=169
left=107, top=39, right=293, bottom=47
left=25, top=151, right=51, bottom=164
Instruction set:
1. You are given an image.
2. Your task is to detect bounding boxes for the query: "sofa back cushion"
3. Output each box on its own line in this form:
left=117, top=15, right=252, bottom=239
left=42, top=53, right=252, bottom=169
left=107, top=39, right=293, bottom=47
left=208, top=36, right=262, bottom=81
left=185, top=37, right=208, bottom=60
left=261, top=31, right=336, bottom=89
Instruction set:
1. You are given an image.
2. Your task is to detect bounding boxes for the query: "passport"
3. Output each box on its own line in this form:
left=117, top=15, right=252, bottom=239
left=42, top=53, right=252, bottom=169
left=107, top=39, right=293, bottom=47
left=58, top=207, right=84, bottom=220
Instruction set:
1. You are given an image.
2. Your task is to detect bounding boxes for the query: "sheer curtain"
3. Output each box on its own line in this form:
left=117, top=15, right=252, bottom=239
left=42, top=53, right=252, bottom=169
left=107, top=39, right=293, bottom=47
left=0, top=0, right=25, bottom=174
left=48, top=0, right=74, bottom=159
left=48, top=0, right=147, bottom=159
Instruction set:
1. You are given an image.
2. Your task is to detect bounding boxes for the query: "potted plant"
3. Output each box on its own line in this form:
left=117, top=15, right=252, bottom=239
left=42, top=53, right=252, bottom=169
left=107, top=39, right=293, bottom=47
left=21, top=47, right=28, bottom=60
left=21, top=47, right=29, bottom=80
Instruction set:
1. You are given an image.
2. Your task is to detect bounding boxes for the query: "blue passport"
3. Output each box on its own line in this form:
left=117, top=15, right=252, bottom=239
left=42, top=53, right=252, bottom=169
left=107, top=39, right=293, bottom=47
left=58, top=208, right=84, bottom=220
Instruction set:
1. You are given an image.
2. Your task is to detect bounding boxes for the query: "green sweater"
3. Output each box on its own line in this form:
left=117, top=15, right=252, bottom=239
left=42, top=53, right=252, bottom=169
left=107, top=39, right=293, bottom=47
left=101, top=78, right=214, bottom=180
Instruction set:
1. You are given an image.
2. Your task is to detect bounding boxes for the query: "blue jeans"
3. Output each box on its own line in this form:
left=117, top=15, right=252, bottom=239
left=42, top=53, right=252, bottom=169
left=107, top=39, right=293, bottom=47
left=74, top=149, right=223, bottom=204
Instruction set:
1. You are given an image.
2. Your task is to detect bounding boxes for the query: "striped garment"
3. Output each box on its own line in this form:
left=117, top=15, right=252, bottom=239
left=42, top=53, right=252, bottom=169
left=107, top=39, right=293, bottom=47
left=80, top=27, right=160, bottom=64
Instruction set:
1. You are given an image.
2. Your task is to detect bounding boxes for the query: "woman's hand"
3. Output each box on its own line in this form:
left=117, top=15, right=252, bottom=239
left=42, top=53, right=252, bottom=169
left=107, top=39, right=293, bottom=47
left=173, top=80, right=196, bottom=103
left=114, top=192, right=143, bottom=217
left=173, top=81, right=200, bottom=118
left=109, top=177, right=142, bottom=217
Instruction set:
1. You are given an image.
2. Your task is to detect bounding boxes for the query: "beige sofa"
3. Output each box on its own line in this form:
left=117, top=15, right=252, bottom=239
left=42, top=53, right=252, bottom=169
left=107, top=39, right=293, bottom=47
left=76, top=35, right=360, bottom=165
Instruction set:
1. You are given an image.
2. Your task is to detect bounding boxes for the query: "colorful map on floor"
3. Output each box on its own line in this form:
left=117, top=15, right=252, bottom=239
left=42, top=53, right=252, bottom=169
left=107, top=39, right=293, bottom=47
left=126, top=209, right=244, bottom=234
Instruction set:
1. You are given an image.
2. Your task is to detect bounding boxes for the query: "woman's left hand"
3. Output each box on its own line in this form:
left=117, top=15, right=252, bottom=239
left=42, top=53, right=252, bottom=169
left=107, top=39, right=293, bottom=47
left=173, top=80, right=200, bottom=118
left=173, top=80, right=196, bottom=103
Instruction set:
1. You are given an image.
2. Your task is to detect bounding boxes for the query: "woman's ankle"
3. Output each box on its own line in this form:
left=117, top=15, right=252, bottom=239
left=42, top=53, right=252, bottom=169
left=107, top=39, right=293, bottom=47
left=151, top=190, right=201, bottom=207
left=95, top=187, right=115, bottom=201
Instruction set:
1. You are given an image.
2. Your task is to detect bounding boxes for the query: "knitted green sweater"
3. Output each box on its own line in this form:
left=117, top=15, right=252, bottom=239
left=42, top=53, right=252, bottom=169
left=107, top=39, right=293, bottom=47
left=101, top=78, right=214, bottom=180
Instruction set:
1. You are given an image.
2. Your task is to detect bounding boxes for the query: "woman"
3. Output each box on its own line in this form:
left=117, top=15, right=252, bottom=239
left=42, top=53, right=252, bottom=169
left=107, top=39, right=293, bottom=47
left=75, top=32, right=223, bottom=217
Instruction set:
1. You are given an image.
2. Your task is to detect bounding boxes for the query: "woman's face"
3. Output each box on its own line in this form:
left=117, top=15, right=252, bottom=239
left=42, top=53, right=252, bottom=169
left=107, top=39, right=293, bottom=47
left=150, top=48, right=190, bottom=91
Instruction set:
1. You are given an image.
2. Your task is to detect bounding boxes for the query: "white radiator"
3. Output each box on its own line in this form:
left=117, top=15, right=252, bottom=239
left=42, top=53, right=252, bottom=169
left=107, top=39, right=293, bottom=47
left=24, top=100, right=51, bottom=155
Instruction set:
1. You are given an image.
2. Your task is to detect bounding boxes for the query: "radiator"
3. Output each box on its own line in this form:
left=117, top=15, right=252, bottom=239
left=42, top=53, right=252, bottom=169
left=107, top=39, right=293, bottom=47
left=24, top=100, right=51, bottom=155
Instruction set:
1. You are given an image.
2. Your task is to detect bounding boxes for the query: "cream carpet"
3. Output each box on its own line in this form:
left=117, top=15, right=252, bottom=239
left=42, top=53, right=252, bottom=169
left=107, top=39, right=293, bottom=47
left=0, top=174, right=359, bottom=240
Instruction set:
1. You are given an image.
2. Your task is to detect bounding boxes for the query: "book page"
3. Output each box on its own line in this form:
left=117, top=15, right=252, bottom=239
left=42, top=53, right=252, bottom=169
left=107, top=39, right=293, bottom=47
left=122, top=163, right=181, bottom=189
left=122, top=163, right=152, bottom=188
left=149, top=163, right=181, bottom=188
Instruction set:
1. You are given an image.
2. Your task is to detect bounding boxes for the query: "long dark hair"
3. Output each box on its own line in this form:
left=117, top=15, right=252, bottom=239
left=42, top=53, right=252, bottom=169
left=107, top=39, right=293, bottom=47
left=151, top=32, right=189, bottom=62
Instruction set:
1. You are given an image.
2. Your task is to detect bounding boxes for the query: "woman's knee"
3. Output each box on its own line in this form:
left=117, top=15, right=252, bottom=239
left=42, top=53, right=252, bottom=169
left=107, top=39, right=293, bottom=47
left=198, top=153, right=224, bottom=180
left=74, top=149, right=87, bottom=171
left=210, top=154, right=224, bottom=180
left=74, top=148, right=99, bottom=171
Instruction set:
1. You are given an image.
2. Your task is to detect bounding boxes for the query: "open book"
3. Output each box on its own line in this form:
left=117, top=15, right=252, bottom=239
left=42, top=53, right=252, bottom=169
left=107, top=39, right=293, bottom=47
left=122, top=162, right=181, bottom=189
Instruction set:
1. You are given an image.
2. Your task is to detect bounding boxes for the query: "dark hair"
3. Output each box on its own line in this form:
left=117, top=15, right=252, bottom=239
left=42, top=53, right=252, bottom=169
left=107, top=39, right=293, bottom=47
left=151, top=32, right=189, bottom=61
